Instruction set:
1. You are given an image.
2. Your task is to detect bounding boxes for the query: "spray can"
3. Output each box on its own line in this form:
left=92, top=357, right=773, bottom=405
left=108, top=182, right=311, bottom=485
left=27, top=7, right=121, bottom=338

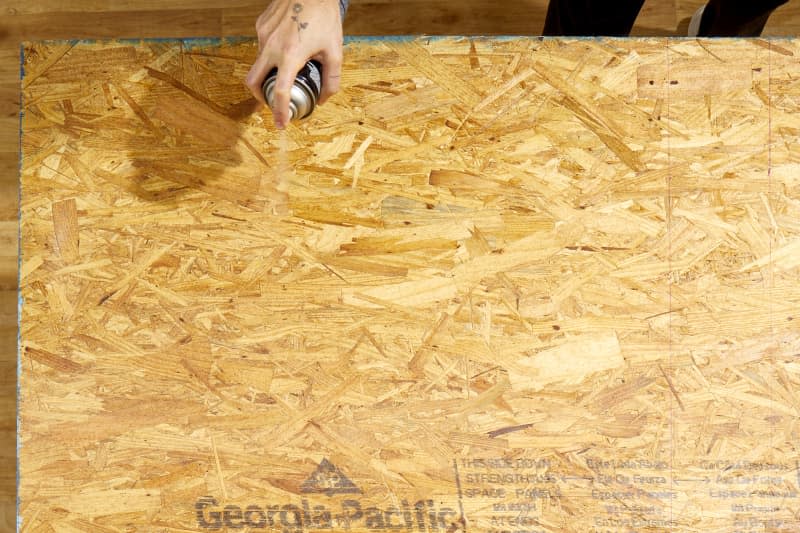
left=262, top=60, right=322, bottom=121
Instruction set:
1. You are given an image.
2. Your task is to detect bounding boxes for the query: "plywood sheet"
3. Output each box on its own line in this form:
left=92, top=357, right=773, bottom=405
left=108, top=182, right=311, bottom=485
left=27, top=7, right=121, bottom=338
left=19, top=37, right=800, bottom=532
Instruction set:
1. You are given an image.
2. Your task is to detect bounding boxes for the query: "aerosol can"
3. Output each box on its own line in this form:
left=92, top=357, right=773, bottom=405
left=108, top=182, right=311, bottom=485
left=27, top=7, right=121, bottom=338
left=262, top=60, right=322, bottom=121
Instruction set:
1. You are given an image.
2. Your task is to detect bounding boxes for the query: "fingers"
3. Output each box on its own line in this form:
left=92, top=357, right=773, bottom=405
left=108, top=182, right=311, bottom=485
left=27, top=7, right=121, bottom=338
left=246, top=6, right=283, bottom=107
left=317, top=48, right=343, bottom=106
left=245, top=49, right=275, bottom=107
left=272, top=55, right=307, bottom=129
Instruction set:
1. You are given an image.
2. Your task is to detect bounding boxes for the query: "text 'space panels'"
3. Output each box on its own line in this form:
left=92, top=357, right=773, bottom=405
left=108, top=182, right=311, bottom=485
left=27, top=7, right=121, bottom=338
left=19, top=37, right=800, bottom=532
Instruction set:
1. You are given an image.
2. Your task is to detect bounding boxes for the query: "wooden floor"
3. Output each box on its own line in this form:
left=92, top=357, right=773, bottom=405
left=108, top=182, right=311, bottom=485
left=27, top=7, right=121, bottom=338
left=2, top=0, right=800, bottom=530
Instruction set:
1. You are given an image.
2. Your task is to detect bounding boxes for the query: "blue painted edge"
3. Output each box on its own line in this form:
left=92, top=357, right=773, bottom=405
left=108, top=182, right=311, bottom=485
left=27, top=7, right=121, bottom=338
left=21, top=36, right=254, bottom=50
left=19, top=35, right=797, bottom=49
left=16, top=42, right=23, bottom=533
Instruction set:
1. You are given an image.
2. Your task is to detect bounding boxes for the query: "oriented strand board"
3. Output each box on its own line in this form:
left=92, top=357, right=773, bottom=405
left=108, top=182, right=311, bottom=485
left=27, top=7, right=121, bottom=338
left=19, top=37, right=800, bottom=532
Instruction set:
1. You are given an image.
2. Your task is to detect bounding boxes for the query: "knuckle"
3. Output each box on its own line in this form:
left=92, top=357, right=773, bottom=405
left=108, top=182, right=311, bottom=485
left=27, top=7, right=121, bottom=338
left=280, top=41, right=299, bottom=56
left=264, top=34, right=280, bottom=49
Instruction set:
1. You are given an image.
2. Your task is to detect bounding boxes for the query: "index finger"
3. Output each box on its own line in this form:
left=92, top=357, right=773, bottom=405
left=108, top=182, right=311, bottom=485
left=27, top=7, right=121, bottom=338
left=245, top=48, right=275, bottom=107
left=272, top=54, right=307, bottom=129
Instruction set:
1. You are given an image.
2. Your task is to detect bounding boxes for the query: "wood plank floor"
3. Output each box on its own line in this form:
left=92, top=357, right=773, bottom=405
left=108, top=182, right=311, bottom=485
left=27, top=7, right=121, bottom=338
left=2, top=1, right=799, bottom=530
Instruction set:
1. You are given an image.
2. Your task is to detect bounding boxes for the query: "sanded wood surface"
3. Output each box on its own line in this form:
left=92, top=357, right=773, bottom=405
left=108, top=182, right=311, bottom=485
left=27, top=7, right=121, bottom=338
left=19, top=36, right=800, bottom=532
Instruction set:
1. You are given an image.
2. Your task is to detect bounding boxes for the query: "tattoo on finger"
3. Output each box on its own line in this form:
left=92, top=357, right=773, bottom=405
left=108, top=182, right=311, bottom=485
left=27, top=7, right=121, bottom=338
left=291, top=3, right=309, bottom=34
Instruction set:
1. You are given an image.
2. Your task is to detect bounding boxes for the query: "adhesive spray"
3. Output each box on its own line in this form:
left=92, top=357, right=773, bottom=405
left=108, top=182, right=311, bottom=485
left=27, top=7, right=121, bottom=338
left=262, top=60, right=322, bottom=121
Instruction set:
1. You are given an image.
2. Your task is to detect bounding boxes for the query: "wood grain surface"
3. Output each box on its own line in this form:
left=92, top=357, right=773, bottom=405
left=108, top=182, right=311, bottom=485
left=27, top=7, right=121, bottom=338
left=3, top=1, right=800, bottom=531
left=18, top=34, right=800, bottom=532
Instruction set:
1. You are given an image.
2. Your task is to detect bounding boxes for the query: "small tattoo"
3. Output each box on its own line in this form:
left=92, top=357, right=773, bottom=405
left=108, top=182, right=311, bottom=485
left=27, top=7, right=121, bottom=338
left=291, top=3, right=308, bottom=32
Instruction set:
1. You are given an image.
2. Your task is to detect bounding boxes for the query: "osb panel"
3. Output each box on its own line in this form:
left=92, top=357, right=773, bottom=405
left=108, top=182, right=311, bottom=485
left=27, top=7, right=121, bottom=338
left=19, top=37, right=800, bottom=532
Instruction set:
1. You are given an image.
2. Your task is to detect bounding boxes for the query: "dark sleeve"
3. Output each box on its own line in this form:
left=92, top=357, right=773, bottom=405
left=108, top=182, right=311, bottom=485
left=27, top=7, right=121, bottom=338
left=340, top=0, right=348, bottom=19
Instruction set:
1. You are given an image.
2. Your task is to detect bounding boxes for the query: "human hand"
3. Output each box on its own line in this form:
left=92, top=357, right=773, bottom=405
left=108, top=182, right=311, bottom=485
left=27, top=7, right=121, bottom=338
left=245, top=0, right=344, bottom=129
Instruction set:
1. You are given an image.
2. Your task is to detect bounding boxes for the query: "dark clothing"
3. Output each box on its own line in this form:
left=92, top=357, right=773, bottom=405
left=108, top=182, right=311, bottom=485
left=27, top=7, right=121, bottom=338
left=697, top=0, right=789, bottom=36
left=542, top=0, right=789, bottom=36
left=543, top=0, right=646, bottom=36
left=338, top=0, right=788, bottom=36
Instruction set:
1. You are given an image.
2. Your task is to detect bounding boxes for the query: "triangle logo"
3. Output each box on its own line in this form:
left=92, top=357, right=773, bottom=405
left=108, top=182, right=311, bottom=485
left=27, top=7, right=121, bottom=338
left=300, top=458, right=361, bottom=497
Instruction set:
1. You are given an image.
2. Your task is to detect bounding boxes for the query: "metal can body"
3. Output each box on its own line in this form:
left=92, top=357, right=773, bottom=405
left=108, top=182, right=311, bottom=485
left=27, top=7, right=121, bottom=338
left=262, top=60, right=322, bottom=121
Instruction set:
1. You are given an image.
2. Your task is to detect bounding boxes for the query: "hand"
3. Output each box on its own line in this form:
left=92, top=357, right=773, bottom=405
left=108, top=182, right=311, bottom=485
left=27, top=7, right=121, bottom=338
left=246, top=0, right=344, bottom=129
